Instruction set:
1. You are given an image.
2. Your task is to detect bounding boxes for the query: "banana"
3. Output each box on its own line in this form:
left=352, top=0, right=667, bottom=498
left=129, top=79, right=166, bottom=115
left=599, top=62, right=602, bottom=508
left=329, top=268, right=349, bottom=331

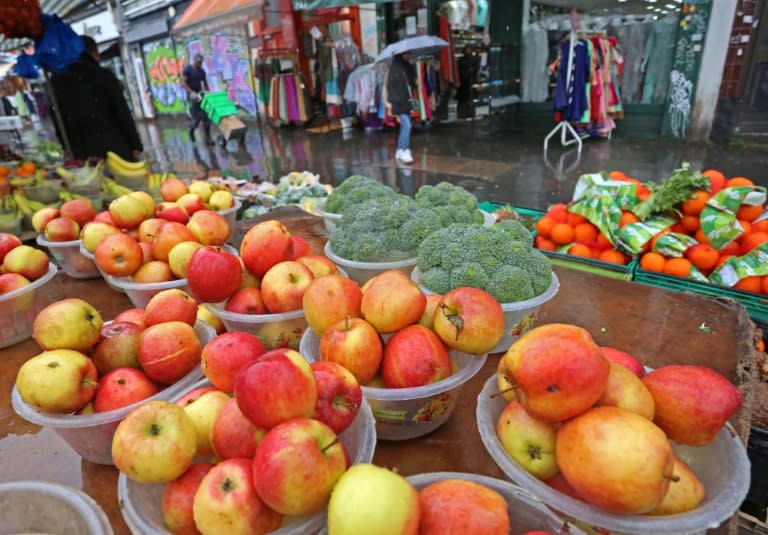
left=102, top=178, right=134, bottom=197
left=59, top=190, right=89, bottom=203
left=0, top=194, right=18, bottom=215
left=57, top=166, right=77, bottom=184
left=107, top=151, right=147, bottom=173
left=12, top=190, right=34, bottom=216
left=26, top=199, right=49, bottom=212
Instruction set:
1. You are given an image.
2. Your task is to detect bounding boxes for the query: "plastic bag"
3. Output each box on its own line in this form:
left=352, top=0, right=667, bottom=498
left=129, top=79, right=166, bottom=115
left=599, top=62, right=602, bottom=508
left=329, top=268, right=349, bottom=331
left=34, top=14, right=83, bottom=73
left=12, top=52, right=40, bottom=79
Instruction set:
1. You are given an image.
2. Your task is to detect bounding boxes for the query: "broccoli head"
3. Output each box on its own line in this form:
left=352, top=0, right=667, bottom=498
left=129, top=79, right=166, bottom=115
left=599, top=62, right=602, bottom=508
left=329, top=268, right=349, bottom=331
left=450, top=263, right=490, bottom=290
left=415, top=181, right=484, bottom=227
left=421, top=267, right=451, bottom=294
left=487, top=265, right=535, bottom=303
left=324, top=175, right=396, bottom=214
left=493, top=219, right=534, bottom=248
left=528, top=250, right=554, bottom=295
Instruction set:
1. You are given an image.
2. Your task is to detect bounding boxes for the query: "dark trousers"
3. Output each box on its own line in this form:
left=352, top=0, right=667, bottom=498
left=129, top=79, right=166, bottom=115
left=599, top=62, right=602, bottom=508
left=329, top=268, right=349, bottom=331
left=189, top=100, right=211, bottom=140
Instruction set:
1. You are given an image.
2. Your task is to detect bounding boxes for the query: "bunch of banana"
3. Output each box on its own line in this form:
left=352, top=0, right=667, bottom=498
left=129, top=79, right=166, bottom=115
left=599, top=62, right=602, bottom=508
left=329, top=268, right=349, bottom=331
left=59, top=190, right=91, bottom=203
left=57, top=161, right=104, bottom=188
left=102, top=178, right=134, bottom=198
left=12, top=189, right=49, bottom=217
left=147, top=172, right=173, bottom=191
left=0, top=193, right=18, bottom=217
left=106, top=151, right=148, bottom=180
left=10, top=170, right=45, bottom=188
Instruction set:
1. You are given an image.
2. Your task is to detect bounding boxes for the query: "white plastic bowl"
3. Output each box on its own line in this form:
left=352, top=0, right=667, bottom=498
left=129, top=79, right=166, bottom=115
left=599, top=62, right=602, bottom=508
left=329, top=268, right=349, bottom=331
left=0, top=212, right=23, bottom=235
left=0, top=480, right=113, bottom=535
left=11, top=320, right=215, bottom=465
left=105, top=274, right=188, bottom=309
left=0, top=262, right=58, bottom=349
left=475, top=374, right=751, bottom=535
left=206, top=302, right=307, bottom=350
left=117, top=378, right=377, bottom=535
left=217, top=197, right=242, bottom=230
left=37, top=235, right=100, bottom=279
left=79, top=243, right=125, bottom=293
left=300, top=328, right=486, bottom=441
left=315, top=199, right=342, bottom=234
left=324, top=242, right=417, bottom=287
left=412, top=267, right=560, bottom=354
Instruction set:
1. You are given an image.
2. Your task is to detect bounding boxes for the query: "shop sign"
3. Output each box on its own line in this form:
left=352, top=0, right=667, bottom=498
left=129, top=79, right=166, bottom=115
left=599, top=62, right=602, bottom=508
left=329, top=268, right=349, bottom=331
left=292, top=0, right=394, bottom=10
left=71, top=11, right=119, bottom=44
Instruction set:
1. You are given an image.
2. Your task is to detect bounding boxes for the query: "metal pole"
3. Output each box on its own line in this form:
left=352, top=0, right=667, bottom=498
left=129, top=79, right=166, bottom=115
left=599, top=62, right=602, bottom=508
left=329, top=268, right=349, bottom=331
left=43, top=69, right=73, bottom=157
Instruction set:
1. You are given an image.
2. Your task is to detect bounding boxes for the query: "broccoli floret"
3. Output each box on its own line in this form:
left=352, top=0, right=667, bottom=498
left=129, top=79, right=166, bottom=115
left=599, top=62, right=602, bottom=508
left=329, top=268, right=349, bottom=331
left=415, top=181, right=483, bottom=227
left=528, top=250, right=554, bottom=295
left=421, top=267, right=451, bottom=294
left=488, top=265, right=535, bottom=303
left=325, top=175, right=396, bottom=214
left=493, top=219, right=534, bottom=248
left=417, top=227, right=453, bottom=271
left=450, top=264, right=490, bottom=289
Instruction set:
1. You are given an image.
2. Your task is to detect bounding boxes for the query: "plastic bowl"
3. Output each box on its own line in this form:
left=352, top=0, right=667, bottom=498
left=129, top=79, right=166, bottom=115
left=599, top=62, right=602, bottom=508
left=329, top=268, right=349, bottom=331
left=37, top=235, right=100, bottom=279
left=412, top=267, right=560, bottom=354
left=0, top=212, right=23, bottom=235
left=68, top=184, right=104, bottom=211
left=481, top=209, right=497, bottom=227
left=24, top=181, right=61, bottom=203
left=217, top=197, right=242, bottom=230
left=206, top=303, right=307, bottom=350
left=314, top=199, right=342, bottom=234
left=117, top=378, right=377, bottom=535
left=11, top=320, right=216, bottom=465
left=0, top=262, right=58, bottom=349
left=324, top=242, right=417, bottom=287
left=300, top=328, right=486, bottom=441
left=78, top=243, right=125, bottom=293
left=0, top=480, right=113, bottom=535
left=104, top=274, right=189, bottom=309
left=475, top=374, right=751, bottom=534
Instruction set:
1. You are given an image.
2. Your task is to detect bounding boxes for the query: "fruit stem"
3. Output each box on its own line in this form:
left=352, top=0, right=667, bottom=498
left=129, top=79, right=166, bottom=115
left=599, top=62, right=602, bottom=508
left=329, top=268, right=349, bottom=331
left=439, top=303, right=463, bottom=341
left=490, top=385, right=519, bottom=399
left=664, top=474, right=681, bottom=483
left=321, top=437, right=340, bottom=453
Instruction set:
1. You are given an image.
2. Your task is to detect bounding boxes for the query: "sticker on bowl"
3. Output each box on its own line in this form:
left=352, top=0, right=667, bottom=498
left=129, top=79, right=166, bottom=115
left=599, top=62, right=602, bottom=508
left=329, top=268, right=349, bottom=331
left=508, top=312, right=538, bottom=337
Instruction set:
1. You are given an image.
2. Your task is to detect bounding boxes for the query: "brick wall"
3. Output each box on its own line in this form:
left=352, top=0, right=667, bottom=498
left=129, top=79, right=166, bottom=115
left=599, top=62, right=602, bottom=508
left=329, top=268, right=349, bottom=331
left=720, top=0, right=760, bottom=98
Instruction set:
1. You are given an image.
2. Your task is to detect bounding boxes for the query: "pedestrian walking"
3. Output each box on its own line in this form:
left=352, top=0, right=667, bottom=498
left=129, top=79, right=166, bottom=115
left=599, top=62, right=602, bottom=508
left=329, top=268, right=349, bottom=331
left=386, top=52, right=416, bottom=164
left=182, top=54, right=213, bottom=145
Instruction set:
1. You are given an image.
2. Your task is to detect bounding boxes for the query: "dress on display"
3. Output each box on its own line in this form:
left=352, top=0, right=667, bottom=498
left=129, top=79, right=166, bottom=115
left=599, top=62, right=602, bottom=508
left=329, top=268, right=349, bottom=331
left=553, top=39, right=590, bottom=122
left=521, top=22, right=549, bottom=102
left=609, top=18, right=652, bottom=103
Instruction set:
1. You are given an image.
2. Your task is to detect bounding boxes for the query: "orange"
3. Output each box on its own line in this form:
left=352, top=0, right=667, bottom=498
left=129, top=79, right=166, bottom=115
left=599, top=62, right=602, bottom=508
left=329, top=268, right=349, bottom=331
left=725, top=177, right=754, bottom=188
left=551, top=223, right=575, bottom=245
left=0, top=166, right=8, bottom=177
left=535, top=236, right=557, bottom=251
left=740, top=231, right=768, bottom=253
left=720, top=241, right=741, bottom=256
left=568, top=243, right=592, bottom=258
left=702, top=169, right=726, bottom=194
left=608, top=171, right=627, bottom=181
left=670, top=223, right=686, bottom=234
left=663, top=257, right=693, bottom=278
left=549, top=209, right=568, bottom=224
left=716, top=254, right=733, bottom=267
left=566, top=212, right=587, bottom=226
left=751, top=220, right=768, bottom=234
left=573, top=223, right=598, bottom=243
left=694, top=229, right=708, bottom=244
left=681, top=190, right=710, bottom=216
left=535, top=216, right=556, bottom=239
left=762, top=276, right=768, bottom=296
left=619, top=211, right=639, bottom=227
left=549, top=203, right=567, bottom=213
left=596, top=233, right=613, bottom=249
left=738, top=220, right=752, bottom=237
left=20, top=161, right=36, bottom=174
left=637, top=186, right=650, bottom=201
left=599, top=249, right=627, bottom=265
left=734, top=276, right=761, bottom=293
left=680, top=215, right=700, bottom=233
left=685, top=244, right=719, bottom=272
left=737, top=204, right=765, bottom=222
left=15, top=168, right=32, bottom=178
left=640, top=252, right=666, bottom=273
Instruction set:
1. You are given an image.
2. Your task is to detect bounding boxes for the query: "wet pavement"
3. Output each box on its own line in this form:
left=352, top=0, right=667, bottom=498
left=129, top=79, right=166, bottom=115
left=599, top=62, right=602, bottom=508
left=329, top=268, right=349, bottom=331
left=137, top=115, right=768, bottom=212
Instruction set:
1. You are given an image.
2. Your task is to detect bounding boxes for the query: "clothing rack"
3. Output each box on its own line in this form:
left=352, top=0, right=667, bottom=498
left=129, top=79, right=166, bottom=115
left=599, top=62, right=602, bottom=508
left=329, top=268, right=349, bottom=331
left=544, top=28, right=583, bottom=154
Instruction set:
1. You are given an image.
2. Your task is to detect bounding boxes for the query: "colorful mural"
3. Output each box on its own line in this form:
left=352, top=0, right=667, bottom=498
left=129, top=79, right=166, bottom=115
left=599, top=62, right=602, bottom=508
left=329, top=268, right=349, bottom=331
left=142, top=39, right=188, bottom=114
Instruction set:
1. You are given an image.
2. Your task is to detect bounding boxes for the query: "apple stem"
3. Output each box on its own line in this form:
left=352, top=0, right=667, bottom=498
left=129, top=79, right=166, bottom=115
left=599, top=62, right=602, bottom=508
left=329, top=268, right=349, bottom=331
left=439, top=304, right=463, bottom=341
left=490, top=385, right=519, bottom=399
left=664, top=474, right=681, bottom=483
left=82, top=378, right=100, bottom=388
left=321, top=437, right=340, bottom=453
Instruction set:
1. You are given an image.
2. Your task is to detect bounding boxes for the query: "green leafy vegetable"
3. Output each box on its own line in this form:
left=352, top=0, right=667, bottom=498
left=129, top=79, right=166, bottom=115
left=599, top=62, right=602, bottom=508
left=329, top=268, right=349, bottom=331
left=634, top=163, right=710, bottom=220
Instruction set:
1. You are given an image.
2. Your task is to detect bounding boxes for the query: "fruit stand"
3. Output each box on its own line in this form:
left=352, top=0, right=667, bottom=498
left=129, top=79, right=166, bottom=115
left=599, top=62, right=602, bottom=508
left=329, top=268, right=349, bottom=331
left=0, top=206, right=757, bottom=535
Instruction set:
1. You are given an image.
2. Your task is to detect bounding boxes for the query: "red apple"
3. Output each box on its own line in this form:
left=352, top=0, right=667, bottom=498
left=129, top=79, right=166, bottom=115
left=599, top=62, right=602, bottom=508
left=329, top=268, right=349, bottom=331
left=0, top=233, right=22, bottom=263
left=201, top=331, right=265, bottom=392
left=31, top=207, right=60, bottom=234
left=155, top=202, right=189, bottom=224
left=382, top=324, right=453, bottom=388
left=138, top=241, right=154, bottom=264
left=187, top=246, right=243, bottom=303
left=360, top=270, right=426, bottom=334
left=239, top=220, right=293, bottom=277
left=311, top=361, right=362, bottom=434
left=60, top=199, right=96, bottom=227
left=418, top=294, right=443, bottom=330
left=90, top=321, right=143, bottom=374
left=3, top=245, right=49, bottom=281
left=43, top=217, right=80, bottom=242
left=113, top=308, right=145, bottom=329
left=138, top=321, right=202, bottom=384
left=144, top=288, right=198, bottom=327
left=601, top=346, right=645, bottom=378
left=32, top=297, right=104, bottom=351
left=260, top=260, right=315, bottom=313
left=186, top=209, right=231, bottom=246
left=131, top=260, right=173, bottom=283
left=211, top=398, right=267, bottom=459
left=0, top=272, right=30, bottom=295
left=234, top=349, right=317, bottom=429
left=225, top=287, right=268, bottom=314
left=129, top=191, right=156, bottom=219
left=93, top=211, right=116, bottom=225
left=92, top=367, right=160, bottom=412
left=160, top=177, right=189, bottom=202
left=176, top=386, right=218, bottom=407
left=152, top=222, right=196, bottom=263
left=433, top=287, right=505, bottom=355
left=14, top=349, right=98, bottom=413
left=94, top=232, right=143, bottom=277
left=290, top=235, right=313, bottom=259
left=418, top=479, right=511, bottom=535
left=162, top=463, right=214, bottom=535
left=180, top=389, right=230, bottom=457
left=197, top=304, right=225, bottom=334
left=109, top=194, right=147, bottom=229
left=302, top=274, right=362, bottom=335
left=137, top=218, right=166, bottom=243
left=296, top=254, right=338, bottom=277
left=176, top=193, right=205, bottom=216
left=319, top=317, right=383, bottom=385
left=81, top=221, right=120, bottom=253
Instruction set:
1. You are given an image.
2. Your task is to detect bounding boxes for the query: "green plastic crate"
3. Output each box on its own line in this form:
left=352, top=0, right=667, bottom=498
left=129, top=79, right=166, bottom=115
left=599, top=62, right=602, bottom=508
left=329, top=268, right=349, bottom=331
left=209, top=106, right=239, bottom=125
left=633, top=267, right=768, bottom=323
left=201, top=92, right=232, bottom=113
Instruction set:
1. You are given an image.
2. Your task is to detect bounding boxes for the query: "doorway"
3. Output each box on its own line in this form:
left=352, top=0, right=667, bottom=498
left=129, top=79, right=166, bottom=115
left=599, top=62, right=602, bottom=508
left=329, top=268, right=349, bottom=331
left=737, top=0, right=768, bottom=133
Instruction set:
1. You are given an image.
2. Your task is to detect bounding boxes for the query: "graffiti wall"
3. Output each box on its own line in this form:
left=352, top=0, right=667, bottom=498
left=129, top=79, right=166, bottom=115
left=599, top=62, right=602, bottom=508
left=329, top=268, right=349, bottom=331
left=142, top=39, right=187, bottom=115
left=185, top=30, right=257, bottom=117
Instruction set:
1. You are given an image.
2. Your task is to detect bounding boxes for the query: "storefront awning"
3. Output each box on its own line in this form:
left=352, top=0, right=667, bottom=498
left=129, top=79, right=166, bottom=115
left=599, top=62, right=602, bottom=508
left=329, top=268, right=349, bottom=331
left=41, top=0, right=100, bottom=19
left=291, top=0, right=394, bottom=9
left=172, top=0, right=264, bottom=37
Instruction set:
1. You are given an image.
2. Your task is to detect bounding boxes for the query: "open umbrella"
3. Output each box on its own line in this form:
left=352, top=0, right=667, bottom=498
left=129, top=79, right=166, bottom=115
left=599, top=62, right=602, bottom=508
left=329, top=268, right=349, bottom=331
left=374, top=35, right=449, bottom=63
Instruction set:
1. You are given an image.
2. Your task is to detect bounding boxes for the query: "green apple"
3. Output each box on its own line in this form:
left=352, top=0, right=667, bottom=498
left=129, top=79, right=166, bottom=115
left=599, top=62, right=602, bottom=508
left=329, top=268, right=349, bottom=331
left=495, top=400, right=559, bottom=480
left=188, top=180, right=214, bottom=202
left=208, top=190, right=234, bottom=211
left=32, top=298, right=104, bottom=351
left=180, top=389, right=230, bottom=457
left=15, top=349, right=98, bottom=413
left=168, top=241, right=204, bottom=279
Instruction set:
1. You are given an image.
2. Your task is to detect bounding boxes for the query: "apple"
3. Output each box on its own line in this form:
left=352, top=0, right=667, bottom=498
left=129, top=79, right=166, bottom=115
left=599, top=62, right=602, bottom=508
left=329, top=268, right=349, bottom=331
left=162, top=463, right=214, bottom=535
left=177, top=193, right=205, bottom=216
left=418, top=479, right=510, bottom=535
left=496, top=400, right=559, bottom=480
left=361, top=270, right=426, bottom=334
left=647, top=456, right=706, bottom=515
left=207, top=189, right=234, bottom=211
left=3, top=245, right=49, bottom=281
left=234, top=349, right=317, bottom=429
left=137, top=218, right=166, bottom=243
left=595, top=361, right=655, bottom=420
left=239, top=220, right=293, bottom=277
left=503, top=324, right=610, bottom=422
left=152, top=221, right=196, bottom=263
left=15, top=349, right=98, bottom=413
left=90, top=321, right=143, bottom=374
left=144, top=288, right=198, bottom=327
left=601, top=346, right=645, bottom=377
left=109, top=194, right=147, bottom=229
left=93, top=211, right=116, bottom=225
left=155, top=201, right=189, bottom=224
left=181, top=389, right=230, bottom=457
left=160, top=177, right=189, bottom=202
left=641, top=364, right=743, bottom=446
left=112, top=400, right=197, bottom=484
left=319, top=317, right=383, bottom=385
left=129, top=191, right=156, bottom=219
left=289, top=235, right=312, bottom=259
left=33, top=297, right=103, bottom=351
left=496, top=357, right=517, bottom=402
left=0, top=272, right=30, bottom=295
left=327, top=463, right=421, bottom=535
left=253, top=417, right=347, bottom=516
left=131, top=260, right=173, bottom=283
left=113, top=307, right=145, bottom=328
left=311, top=361, right=362, bottom=434
left=138, top=321, right=202, bottom=384
left=544, top=472, right=583, bottom=501
left=295, top=254, right=337, bottom=277
left=211, top=398, right=267, bottom=459
left=260, top=260, right=315, bottom=313
left=381, top=324, right=452, bottom=388
left=0, top=233, right=21, bottom=265
left=168, top=240, right=204, bottom=279
left=176, top=386, right=218, bottom=407
left=42, top=216, right=79, bottom=242
left=94, top=232, right=143, bottom=277
left=433, top=287, right=504, bottom=355
left=302, top=274, right=362, bottom=335
left=186, top=209, right=231, bottom=247
left=31, top=207, right=60, bottom=233
left=240, top=262, right=261, bottom=289
left=201, top=331, right=265, bottom=392
left=187, top=246, right=243, bottom=303
left=197, top=304, right=225, bottom=334
left=188, top=180, right=214, bottom=202
left=225, top=287, right=267, bottom=314
left=81, top=221, right=120, bottom=253
left=92, top=367, right=160, bottom=412
left=193, top=458, right=283, bottom=535
left=138, top=242, right=154, bottom=264
left=60, top=199, right=96, bottom=227
left=417, top=294, right=442, bottom=330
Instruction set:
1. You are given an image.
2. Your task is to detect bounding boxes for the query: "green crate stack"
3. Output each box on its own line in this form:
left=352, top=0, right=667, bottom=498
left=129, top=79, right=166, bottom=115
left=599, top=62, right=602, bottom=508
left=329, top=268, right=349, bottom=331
left=201, top=92, right=239, bottom=125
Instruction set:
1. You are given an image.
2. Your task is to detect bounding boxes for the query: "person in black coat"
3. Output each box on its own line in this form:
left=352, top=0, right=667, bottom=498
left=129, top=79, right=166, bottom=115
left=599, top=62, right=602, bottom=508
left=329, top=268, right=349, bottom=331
left=386, top=52, right=416, bottom=164
left=51, top=35, right=143, bottom=161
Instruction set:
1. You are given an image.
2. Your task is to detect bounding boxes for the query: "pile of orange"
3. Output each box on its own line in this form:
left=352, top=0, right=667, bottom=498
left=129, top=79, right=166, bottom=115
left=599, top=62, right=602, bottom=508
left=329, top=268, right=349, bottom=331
left=13, top=161, right=37, bottom=178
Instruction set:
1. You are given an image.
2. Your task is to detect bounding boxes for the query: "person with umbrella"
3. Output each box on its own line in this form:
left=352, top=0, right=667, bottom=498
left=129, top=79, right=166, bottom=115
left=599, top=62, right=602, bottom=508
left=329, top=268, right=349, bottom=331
left=386, top=51, right=417, bottom=164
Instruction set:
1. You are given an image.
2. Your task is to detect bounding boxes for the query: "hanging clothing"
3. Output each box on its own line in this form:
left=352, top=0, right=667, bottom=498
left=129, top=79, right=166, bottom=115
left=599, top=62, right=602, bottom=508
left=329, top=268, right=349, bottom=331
left=609, top=19, right=652, bottom=104
left=521, top=23, right=549, bottom=103
left=641, top=16, right=677, bottom=104
left=553, top=38, right=590, bottom=123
